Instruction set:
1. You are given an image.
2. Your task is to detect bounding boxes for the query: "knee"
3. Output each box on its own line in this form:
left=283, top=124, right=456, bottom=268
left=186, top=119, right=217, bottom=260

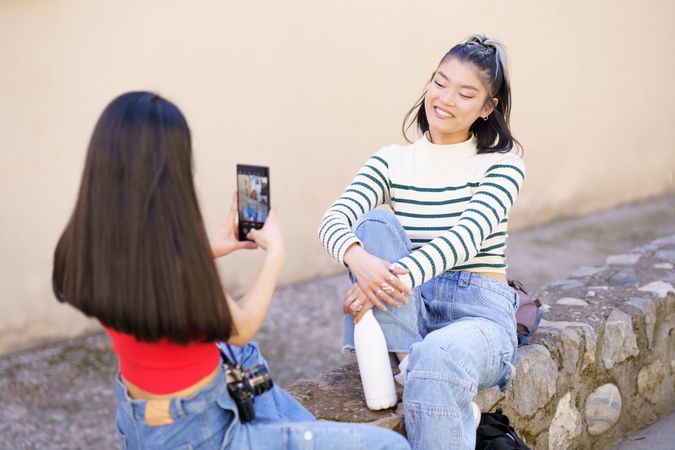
left=407, top=335, right=476, bottom=384
left=353, top=210, right=397, bottom=232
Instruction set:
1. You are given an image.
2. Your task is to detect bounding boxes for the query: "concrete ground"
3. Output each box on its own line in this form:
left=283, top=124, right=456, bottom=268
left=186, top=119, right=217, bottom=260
left=1, top=193, right=674, bottom=449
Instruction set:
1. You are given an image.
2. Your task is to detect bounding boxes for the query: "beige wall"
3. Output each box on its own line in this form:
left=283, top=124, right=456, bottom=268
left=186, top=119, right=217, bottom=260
left=1, top=0, right=673, bottom=355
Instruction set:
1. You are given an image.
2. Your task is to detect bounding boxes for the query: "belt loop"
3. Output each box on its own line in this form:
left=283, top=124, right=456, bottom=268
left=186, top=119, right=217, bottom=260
left=458, top=271, right=471, bottom=287
left=172, top=397, right=188, bottom=420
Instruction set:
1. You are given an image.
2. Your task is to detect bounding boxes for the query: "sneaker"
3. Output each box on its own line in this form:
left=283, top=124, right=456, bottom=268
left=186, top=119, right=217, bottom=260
left=393, top=355, right=409, bottom=386
left=471, top=401, right=481, bottom=430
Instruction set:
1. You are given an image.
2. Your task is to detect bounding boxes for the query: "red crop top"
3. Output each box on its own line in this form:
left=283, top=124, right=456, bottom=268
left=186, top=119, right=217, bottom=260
left=104, top=326, right=220, bottom=395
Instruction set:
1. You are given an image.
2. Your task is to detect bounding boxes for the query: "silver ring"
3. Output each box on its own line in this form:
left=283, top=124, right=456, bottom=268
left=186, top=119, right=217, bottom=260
left=381, top=283, right=394, bottom=293
left=387, top=274, right=395, bottom=283
left=355, top=304, right=363, bottom=313
left=375, top=288, right=383, bottom=296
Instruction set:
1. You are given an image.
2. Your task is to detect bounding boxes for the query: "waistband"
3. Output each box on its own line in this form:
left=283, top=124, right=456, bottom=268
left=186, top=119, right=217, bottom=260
left=438, top=270, right=516, bottom=300
left=116, top=362, right=237, bottom=422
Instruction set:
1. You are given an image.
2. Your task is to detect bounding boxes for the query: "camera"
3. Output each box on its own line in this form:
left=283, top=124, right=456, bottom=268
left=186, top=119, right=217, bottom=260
left=225, top=363, right=274, bottom=423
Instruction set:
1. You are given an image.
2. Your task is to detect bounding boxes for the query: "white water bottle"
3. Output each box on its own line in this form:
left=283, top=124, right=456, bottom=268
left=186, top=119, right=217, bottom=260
left=354, top=310, right=398, bottom=410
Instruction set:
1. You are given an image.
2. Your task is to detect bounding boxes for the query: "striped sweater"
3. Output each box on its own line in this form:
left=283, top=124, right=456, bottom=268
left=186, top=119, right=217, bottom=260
left=318, top=134, right=525, bottom=289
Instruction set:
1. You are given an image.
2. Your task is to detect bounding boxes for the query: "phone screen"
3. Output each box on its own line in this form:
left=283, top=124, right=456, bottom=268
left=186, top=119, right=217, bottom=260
left=237, top=164, right=270, bottom=241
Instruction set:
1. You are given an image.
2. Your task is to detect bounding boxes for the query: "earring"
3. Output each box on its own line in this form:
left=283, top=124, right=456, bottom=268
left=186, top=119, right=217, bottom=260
left=482, top=115, right=489, bottom=121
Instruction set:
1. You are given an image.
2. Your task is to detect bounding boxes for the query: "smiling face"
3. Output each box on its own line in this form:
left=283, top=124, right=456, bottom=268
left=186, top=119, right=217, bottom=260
left=424, top=57, right=497, bottom=145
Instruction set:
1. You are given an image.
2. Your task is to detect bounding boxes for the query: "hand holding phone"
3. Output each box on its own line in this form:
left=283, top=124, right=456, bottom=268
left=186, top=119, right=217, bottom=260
left=211, top=192, right=258, bottom=258
left=237, top=164, right=270, bottom=241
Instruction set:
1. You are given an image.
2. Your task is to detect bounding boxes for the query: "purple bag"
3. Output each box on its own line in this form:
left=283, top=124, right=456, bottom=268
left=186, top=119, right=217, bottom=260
left=508, top=279, right=542, bottom=346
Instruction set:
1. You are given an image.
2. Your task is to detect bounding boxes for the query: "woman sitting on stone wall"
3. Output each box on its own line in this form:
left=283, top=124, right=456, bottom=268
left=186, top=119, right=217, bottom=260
left=319, top=34, right=525, bottom=450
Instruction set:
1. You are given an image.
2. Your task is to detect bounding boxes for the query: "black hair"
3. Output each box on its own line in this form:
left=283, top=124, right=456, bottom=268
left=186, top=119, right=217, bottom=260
left=403, top=34, right=522, bottom=154
left=53, top=92, right=233, bottom=344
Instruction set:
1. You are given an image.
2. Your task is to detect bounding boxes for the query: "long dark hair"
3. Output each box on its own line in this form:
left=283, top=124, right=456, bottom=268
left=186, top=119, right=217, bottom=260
left=403, top=34, right=522, bottom=154
left=53, top=92, right=233, bottom=344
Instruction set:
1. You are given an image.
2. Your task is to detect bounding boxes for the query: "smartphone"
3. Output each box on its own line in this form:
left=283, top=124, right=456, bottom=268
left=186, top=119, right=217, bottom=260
left=236, top=164, right=270, bottom=241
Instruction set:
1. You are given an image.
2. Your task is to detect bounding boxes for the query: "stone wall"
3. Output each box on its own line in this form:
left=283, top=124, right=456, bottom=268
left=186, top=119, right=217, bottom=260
left=286, top=234, right=675, bottom=449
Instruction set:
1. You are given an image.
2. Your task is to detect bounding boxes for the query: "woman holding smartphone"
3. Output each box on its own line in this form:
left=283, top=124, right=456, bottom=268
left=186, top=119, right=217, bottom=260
left=319, top=34, right=525, bottom=450
left=53, top=92, right=409, bottom=450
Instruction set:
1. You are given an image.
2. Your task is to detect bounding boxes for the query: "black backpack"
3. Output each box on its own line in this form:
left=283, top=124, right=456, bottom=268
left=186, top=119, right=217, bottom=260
left=476, top=408, right=531, bottom=450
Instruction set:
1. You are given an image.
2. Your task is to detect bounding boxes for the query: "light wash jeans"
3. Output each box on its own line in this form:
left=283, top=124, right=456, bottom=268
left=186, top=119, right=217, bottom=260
left=343, top=210, right=519, bottom=450
left=115, top=342, right=410, bottom=450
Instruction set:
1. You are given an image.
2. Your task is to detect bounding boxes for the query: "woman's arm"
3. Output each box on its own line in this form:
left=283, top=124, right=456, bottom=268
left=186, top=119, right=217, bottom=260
left=318, top=149, right=411, bottom=308
left=394, top=156, right=525, bottom=288
left=225, top=208, right=285, bottom=346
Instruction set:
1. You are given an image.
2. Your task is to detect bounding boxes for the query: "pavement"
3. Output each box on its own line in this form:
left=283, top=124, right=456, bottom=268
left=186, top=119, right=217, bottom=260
left=1, top=193, right=674, bottom=449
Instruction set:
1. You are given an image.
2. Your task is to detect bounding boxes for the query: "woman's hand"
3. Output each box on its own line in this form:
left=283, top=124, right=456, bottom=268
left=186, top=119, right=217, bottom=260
left=343, top=244, right=412, bottom=312
left=343, top=283, right=374, bottom=323
left=247, top=208, right=284, bottom=259
left=211, top=192, right=258, bottom=258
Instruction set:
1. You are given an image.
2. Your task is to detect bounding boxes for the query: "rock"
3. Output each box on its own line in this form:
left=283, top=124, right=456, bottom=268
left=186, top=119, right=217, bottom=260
left=585, top=383, right=622, bottom=436
left=556, top=297, right=589, bottom=307
left=586, top=290, right=596, bottom=298
left=608, top=268, right=639, bottom=286
left=286, top=362, right=403, bottom=425
left=637, top=360, right=665, bottom=405
left=511, top=344, right=558, bottom=416
left=606, top=254, right=641, bottom=265
left=627, top=298, right=656, bottom=347
left=655, top=250, right=675, bottom=262
left=549, top=392, right=583, bottom=450
left=653, top=234, right=675, bottom=246
left=660, top=313, right=675, bottom=342
left=545, top=280, right=587, bottom=291
left=539, top=320, right=597, bottom=370
left=475, top=386, right=504, bottom=412
left=571, top=266, right=607, bottom=277
left=601, top=309, right=639, bottom=369
left=654, top=263, right=674, bottom=270
left=638, top=281, right=675, bottom=298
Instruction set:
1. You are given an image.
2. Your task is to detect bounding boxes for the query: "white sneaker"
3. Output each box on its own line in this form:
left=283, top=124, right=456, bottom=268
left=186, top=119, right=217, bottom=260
left=393, top=355, right=409, bottom=386
left=471, top=402, right=481, bottom=429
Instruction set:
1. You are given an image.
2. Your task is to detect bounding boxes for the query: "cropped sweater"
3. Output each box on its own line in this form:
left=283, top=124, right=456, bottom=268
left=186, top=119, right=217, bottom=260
left=318, top=134, right=525, bottom=289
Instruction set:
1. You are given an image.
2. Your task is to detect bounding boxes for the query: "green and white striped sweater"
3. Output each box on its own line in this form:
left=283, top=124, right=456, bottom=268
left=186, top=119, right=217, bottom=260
left=318, top=134, right=525, bottom=289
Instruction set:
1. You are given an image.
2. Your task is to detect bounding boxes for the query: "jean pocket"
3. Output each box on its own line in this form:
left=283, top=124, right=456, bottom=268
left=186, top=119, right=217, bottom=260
left=497, top=349, right=517, bottom=392
left=115, top=422, right=128, bottom=450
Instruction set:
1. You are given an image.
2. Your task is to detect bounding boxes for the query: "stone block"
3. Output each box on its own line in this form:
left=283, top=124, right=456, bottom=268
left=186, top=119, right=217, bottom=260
left=655, top=250, right=675, bottom=262
left=511, top=344, right=558, bottom=416
left=637, top=360, right=665, bottom=405
left=549, top=392, right=583, bottom=450
left=475, top=386, right=504, bottom=412
left=585, top=383, right=622, bottom=436
left=626, top=297, right=656, bottom=347
left=601, top=309, right=639, bottom=369
left=638, top=281, right=675, bottom=298
left=606, top=254, right=641, bottom=265
left=539, top=319, right=597, bottom=370
left=608, top=268, right=639, bottom=286
left=556, top=297, right=588, bottom=306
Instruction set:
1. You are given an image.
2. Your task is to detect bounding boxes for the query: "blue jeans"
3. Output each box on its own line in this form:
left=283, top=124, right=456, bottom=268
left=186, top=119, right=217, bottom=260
left=343, top=211, right=518, bottom=450
left=115, top=342, right=410, bottom=450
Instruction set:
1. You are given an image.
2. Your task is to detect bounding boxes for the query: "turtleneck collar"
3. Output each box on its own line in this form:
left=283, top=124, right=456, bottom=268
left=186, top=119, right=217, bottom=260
left=416, top=131, right=478, bottom=158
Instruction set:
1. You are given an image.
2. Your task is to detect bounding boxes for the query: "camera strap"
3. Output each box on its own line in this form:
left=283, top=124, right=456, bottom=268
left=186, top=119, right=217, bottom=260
left=219, top=344, right=241, bottom=372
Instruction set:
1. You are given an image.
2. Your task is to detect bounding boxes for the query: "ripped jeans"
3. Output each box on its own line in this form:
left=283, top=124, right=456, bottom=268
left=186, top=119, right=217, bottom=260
left=343, top=210, right=519, bottom=450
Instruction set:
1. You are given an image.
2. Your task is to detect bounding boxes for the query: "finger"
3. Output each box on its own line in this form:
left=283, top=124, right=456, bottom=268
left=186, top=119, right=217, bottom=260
left=387, top=271, right=413, bottom=295
left=375, top=288, right=402, bottom=308
left=364, top=287, right=387, bottom=312
left=390, top=287, right=409, bottom=305
left=389, top=264, right=408, bottom=275
left=230, top=191, right=238, bottom=214
left=265, top=208, right=277, bottom=224
left=235, top=241, right=258, bottom=250
left=354, top=301, right=373, bottom=323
